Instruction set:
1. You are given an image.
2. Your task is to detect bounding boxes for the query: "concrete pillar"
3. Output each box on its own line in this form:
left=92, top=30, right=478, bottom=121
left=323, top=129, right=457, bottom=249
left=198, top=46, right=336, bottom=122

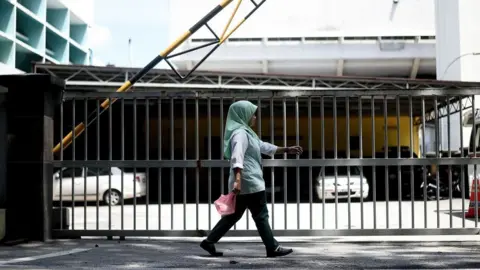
left=0, top=86, right=6, bottom=242
left=0, top=74, right=64, bottom=243
left=435, top=0, right=480, bottom=152
left=435, top=0, right=480, bottom=81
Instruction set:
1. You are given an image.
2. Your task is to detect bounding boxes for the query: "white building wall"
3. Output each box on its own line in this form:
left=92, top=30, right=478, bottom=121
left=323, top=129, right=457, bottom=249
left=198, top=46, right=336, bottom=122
left=168, top=0, right=436, bottom=41
left=0, top=63, right=24, bottom=75
left=434, top=0, right=480, bottom=152
left=184, top=42, right=435, bottom=61
left=61, top=0, right=100, bottom=65
left=60, top=0, right=95, bottom=25
left=168, top=0, right=437, bottom=77
left=435, top=0, right=480, bottom=82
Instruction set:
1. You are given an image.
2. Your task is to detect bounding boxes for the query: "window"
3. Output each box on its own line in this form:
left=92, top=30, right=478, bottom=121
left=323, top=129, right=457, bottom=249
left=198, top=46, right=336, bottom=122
left=191, top=38, right=216, bottom=43
left=86, top=169, right=97, bottom=177
left=229, top=37, right=262, bottom=42
left=86, top=168, right=111, bottom=176
left=322, top=166, right=360, bottom=176
left=62, top=168, right=83, bottom=178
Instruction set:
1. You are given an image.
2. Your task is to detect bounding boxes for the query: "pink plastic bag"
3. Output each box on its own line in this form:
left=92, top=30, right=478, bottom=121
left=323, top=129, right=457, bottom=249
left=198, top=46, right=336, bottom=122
left=214, top=192, right=237, bottom=216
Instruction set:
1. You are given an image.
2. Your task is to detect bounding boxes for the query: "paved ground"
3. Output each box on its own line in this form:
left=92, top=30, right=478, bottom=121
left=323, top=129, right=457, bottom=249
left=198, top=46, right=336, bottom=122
left=1, top=237, right=480, bottom=269
left=64, top=199, right=477, bottom=231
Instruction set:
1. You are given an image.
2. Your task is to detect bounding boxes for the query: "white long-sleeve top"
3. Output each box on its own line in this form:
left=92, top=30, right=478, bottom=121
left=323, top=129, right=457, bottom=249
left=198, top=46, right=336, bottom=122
left=229, top=131, right=278, bottom=169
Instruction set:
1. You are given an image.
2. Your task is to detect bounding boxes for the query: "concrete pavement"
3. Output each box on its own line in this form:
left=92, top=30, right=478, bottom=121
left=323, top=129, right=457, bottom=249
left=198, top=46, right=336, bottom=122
left=1, top=238, right=480, bottom=269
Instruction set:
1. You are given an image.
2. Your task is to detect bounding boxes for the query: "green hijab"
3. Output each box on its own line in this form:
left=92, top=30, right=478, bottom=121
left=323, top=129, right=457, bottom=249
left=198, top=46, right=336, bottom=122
left=223, top=100, right=259, bottom=160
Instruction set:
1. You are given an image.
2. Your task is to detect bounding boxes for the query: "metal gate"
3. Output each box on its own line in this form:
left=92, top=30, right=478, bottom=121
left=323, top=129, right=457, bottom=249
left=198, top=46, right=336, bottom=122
left=51, top=88, right=480, bottom=238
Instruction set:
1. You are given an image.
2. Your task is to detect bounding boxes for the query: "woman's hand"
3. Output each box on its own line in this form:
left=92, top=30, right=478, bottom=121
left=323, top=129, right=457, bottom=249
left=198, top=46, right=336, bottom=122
left=233, top=181, right=241, bottom=194
left=232, top=168, right=241, bottom=194
left=287, top=146, right=303, bottom=155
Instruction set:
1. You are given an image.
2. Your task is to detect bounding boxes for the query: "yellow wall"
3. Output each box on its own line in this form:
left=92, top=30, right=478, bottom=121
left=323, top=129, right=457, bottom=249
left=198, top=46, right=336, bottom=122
left=147, top=116, right=420, bottom=157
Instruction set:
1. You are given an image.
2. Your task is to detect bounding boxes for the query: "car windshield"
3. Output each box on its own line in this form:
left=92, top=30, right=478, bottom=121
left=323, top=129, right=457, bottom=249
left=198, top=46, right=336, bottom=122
left=322, top=166, right=360, bottom=176
left=86, top=167, right=112, bottom=176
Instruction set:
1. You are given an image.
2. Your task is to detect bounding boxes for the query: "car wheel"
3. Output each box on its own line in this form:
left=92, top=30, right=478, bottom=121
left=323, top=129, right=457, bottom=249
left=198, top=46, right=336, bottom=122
left=103, top=189, right=122, bottom=206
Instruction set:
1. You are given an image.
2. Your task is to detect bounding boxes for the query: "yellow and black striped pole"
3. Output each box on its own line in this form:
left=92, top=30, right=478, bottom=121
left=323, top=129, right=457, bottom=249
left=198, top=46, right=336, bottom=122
left=53, top=0, right=269, bottom=154
left=53, top=0, right=237, bottom=154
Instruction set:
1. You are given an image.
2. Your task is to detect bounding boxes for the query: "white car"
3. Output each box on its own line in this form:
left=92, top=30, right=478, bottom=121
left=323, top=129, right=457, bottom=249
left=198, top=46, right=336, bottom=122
left=53, top=167, right=147, bottom=206
left=315, top=166, right=369, bottom=200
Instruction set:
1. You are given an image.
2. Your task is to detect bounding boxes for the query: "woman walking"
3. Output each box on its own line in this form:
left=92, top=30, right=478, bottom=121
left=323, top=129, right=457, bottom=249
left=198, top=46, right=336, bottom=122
left=200, top=100, right=303, bottom=258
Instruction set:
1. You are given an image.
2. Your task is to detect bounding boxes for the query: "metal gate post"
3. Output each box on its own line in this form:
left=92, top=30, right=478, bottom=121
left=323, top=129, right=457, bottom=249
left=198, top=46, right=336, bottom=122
left=0, top=85, right=7, bottom=242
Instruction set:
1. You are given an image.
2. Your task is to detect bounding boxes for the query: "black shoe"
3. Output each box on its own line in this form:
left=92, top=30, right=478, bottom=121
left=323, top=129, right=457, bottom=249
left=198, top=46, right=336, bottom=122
left=266, top=246, right=293, bottom=258
left=200, top=240, right=223, bottom=257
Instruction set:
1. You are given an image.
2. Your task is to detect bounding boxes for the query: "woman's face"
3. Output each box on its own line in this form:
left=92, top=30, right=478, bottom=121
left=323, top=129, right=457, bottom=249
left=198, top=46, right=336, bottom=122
left=249, top=111, right=257, bottom=127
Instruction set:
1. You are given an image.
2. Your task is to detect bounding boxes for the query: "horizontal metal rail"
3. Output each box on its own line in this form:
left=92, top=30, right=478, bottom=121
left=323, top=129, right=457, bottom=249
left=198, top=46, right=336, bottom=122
left=61, top=90, right=480, bottom=98
left=54, top=158, right=480, bottom=168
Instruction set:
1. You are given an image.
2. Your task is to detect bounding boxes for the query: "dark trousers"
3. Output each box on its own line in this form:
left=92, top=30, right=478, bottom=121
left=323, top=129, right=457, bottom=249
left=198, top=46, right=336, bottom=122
left=206, top=191, right=278, bottom=251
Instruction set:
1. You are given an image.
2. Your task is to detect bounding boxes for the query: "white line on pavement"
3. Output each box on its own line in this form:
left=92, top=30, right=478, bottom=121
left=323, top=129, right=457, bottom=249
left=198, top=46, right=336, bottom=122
left=0, top=248, right=92, bottom=265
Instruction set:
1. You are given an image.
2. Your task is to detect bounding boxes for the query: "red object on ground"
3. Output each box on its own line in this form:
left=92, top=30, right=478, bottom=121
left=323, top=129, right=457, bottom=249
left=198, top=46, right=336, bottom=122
left=465, top=179, right=480, bottom=218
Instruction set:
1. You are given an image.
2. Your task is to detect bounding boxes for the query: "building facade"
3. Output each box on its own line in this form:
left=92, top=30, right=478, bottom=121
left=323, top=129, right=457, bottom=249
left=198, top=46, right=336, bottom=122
left=0, top=0, right=94, bottom=74
left=168, top=0, right=437, bottom=79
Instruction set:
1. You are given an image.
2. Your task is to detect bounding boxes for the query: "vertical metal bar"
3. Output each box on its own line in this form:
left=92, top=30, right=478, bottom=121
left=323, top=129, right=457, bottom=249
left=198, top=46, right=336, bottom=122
left=346, top=97, right=351, bottom=229
left=71, top=98, right=76, bottom=231
left=183, top=98, right=187, bottom=230
left=447, top=97, right=452, bottom=228
left=371, top=96, right=377, bottom=229
left=123, top=72, right=128, bottom=233
left=133, top=98, right=137, bottom=231
left=409, top=96, right=414, bottom=229
left=157, top=98, right=162, bottom=230
left=383, top=96, right=389, bottom=229
left=207, top=98, right=212, bottom=230
left=434, top=96, right=440, bottom=228
left=252, top=98, right=262, bottom=230
left=108, top=98, right=113, bottom=231
left=396, top=96, right=402, bottom=229
left=145, top=99, right=150, bottom=230
left=308, top=97, right=313, bottom=230
left=270, top=98, right=275, bottom=229
left=220, top=98, right=225, bottom=196
left=247, top=100, right=254, bottom=229
left=321, top=96, right=326, bottom=229
left=473, top=96, right=478, bottom=226
left=96, top=99, right=100, bottom=230
left=333, top=96, right=338, bottom=229
left=121, top=98, right=125, bottom=230
left=421, top=97, right=427, bottom=228
left=59, top=100, right=64, bottom=230
left=170, top=98, right=175, bottom=230
left=358, top=96, right=364, bottom=229
left=83, top=98, right=88, bottom=230
left=295, top=97, right=300, bottom=229
left=459, top=96, right=465, bottom=228
left=257, top=98, right=262, bottom=142
left=283, top=98, right=287, bottom=229
left=254, top=97, right=262, bottom=230
left=232, top=97, right=237, bottom=231
left=195, top=98, right=200, bottom=230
